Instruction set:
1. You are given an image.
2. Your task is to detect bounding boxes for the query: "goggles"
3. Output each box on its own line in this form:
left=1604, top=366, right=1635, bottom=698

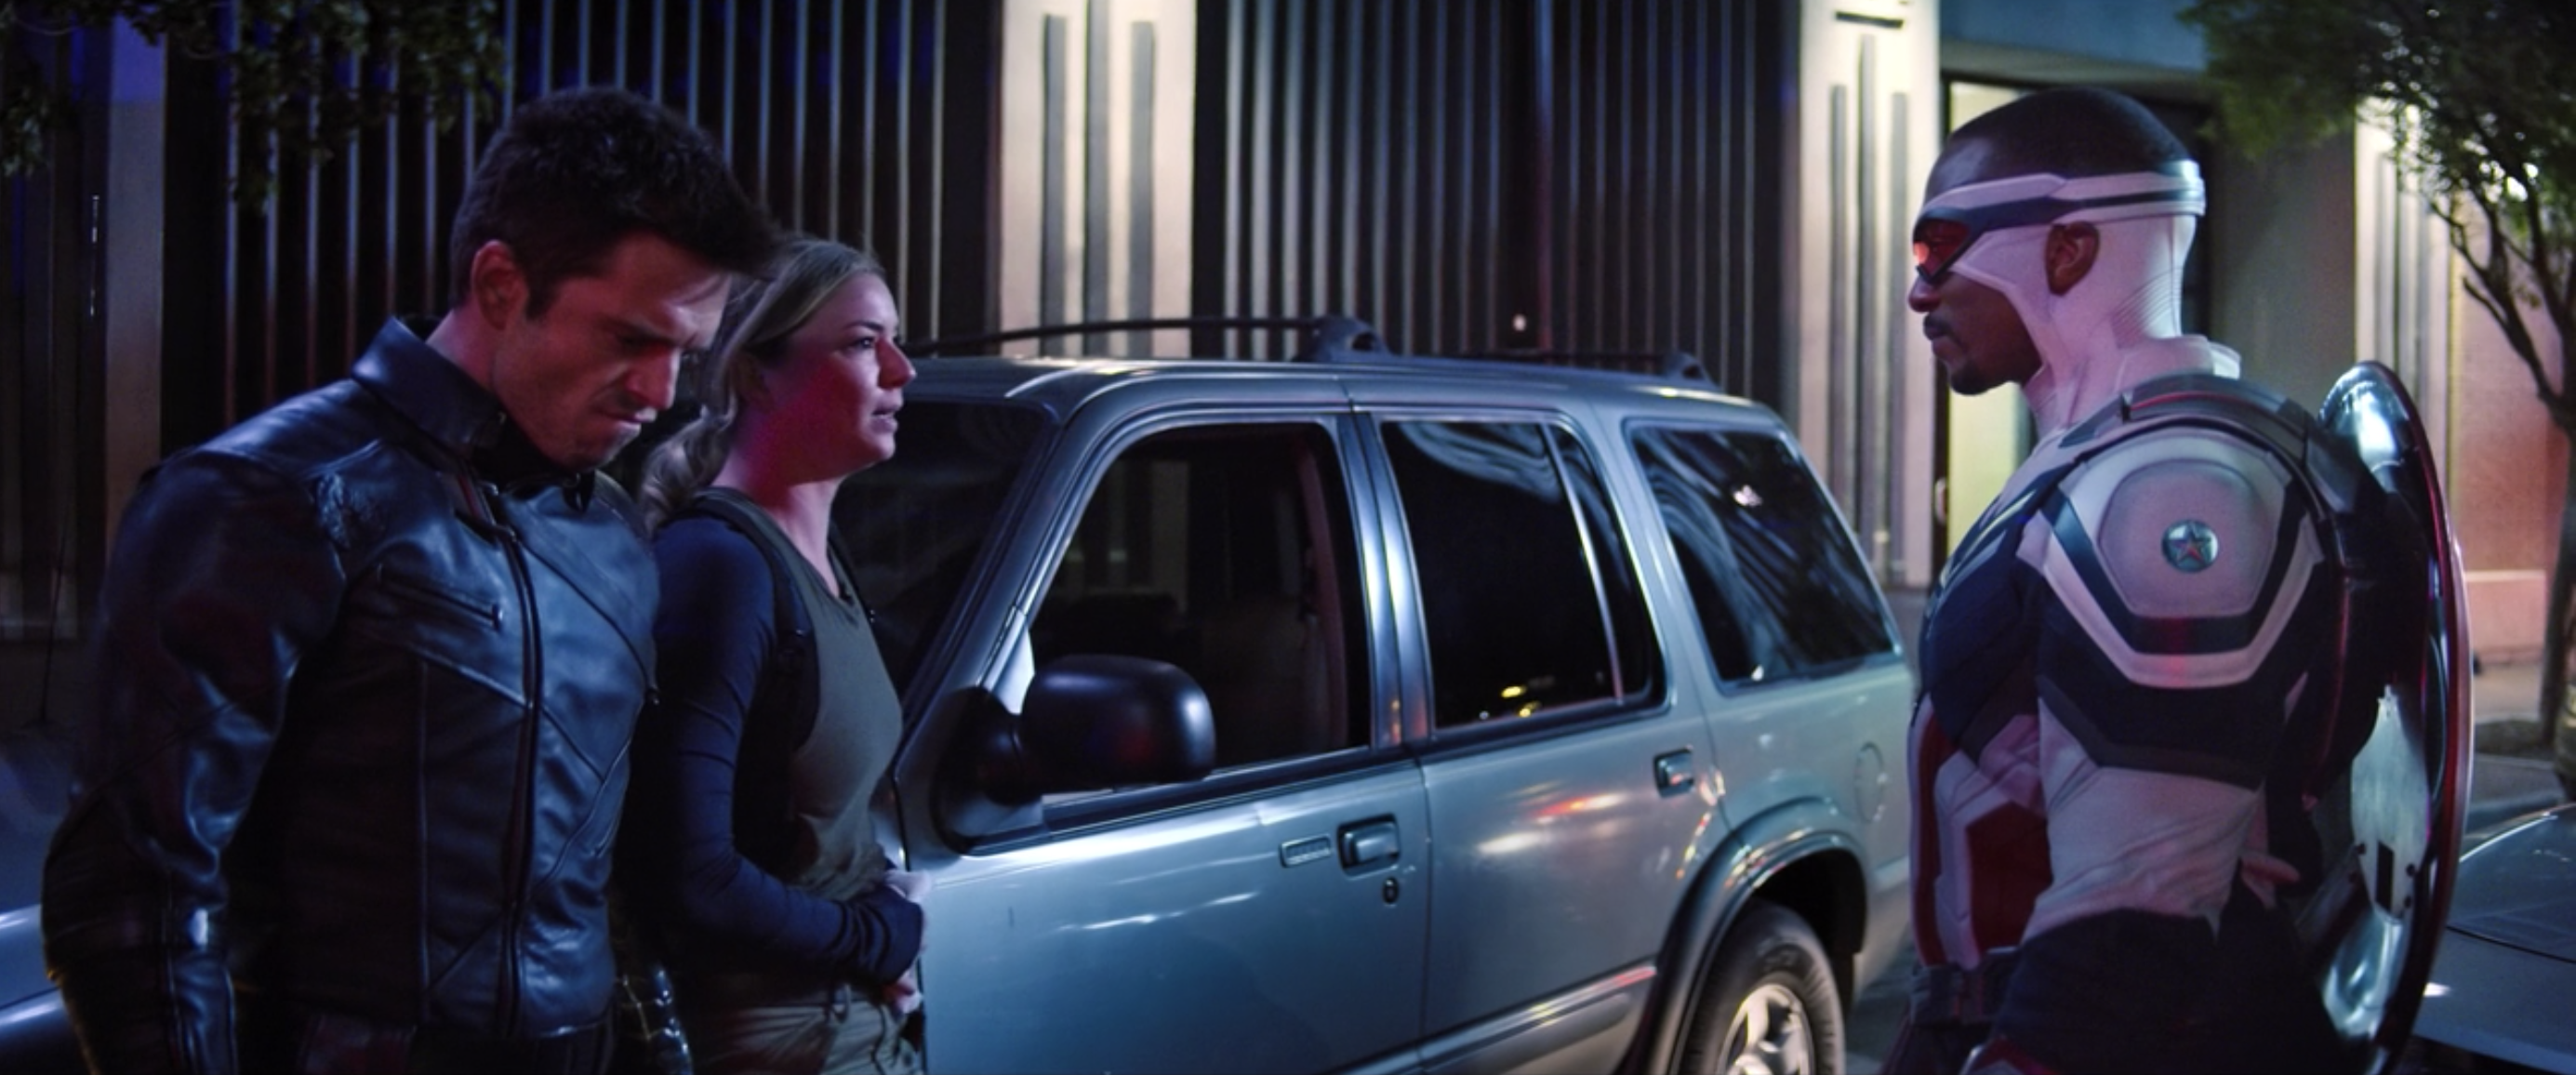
left=1910, top=161, right=2205, bottom=284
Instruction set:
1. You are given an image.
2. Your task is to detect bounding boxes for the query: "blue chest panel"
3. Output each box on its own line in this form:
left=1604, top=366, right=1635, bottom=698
left=1920, top=464, right=2069, bottom=760
left=1929, top=420, right=2343, bottom=789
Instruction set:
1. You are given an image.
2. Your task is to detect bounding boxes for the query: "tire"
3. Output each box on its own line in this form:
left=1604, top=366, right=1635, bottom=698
left=1676, top=898, right=1843, bottom=1075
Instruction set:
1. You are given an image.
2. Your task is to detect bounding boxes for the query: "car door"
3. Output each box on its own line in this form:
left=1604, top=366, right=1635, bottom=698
left=1363, top=409, right=1721, bottom=1072
left=1627, top=420, right=1915, bottom=975
left=911, top=409, right=1430, bottom=1075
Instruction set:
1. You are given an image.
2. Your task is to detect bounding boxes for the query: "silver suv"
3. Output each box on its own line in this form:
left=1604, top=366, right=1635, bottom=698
left=832, top=322, right=1916, bottom=1074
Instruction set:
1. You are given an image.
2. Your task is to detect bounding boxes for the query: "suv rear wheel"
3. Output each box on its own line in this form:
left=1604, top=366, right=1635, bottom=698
left=1678, top=898, right=1843, bottom=1075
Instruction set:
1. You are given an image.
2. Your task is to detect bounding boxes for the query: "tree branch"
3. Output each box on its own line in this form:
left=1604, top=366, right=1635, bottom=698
left=2458, top=183, right=2565, bottom=412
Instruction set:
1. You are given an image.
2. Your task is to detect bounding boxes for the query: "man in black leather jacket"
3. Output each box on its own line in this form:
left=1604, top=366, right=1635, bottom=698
left=41, top=87, right=775, bottom=1074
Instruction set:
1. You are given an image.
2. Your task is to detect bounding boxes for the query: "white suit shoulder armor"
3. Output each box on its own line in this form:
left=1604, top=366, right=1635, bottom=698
left=2044, top=426, right=2312, bottom=625
left=2022, top=417, right=2332, bottom=696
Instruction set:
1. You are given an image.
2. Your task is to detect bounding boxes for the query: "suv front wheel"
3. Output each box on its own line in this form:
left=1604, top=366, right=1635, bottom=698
left=1678, top=898, right=1844, bottom=1075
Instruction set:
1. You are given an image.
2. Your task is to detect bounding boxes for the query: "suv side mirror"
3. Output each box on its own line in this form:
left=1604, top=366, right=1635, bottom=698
left=971, top=655, right=1216, bottom=805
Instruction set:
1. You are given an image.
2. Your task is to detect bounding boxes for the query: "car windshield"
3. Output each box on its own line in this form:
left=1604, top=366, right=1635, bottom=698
left=834, top=400, right=1048, bottom=693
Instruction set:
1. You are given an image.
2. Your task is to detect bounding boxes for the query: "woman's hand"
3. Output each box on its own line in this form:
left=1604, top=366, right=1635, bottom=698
left=883, top=869, right=932, bottom=903
left=879, top=869, right=932, bottom=1015
left=882, top=965, right=924, bottom=1017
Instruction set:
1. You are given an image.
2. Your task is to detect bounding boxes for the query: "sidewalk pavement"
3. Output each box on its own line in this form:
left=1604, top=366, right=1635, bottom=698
left=2464, top=658, right=2566, bottom=836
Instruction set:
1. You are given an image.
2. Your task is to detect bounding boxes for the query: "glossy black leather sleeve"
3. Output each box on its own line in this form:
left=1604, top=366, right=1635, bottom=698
left=42, top=449, right=346, bottom=1075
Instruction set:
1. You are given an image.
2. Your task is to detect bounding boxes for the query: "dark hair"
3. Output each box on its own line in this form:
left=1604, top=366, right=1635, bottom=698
left=447, top=86, right=777, bottom=317
left=637, top=235, right=886, bottom=528
left=1950, top=86, right=2191, bottom=179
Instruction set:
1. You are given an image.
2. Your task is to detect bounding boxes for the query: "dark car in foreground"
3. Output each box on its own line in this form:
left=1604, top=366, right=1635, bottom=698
left=2410, top=802, right=2576, bottom=1074
left=0, top=726, right=76, bottom=1074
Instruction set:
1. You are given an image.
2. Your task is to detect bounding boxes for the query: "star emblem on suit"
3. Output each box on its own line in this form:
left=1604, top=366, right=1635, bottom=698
left=2162, top=519, right=2219, bottom=573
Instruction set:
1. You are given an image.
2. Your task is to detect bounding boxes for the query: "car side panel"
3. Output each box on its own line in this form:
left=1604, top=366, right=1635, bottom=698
left=1697, top=667, right=1914, bottom=904
left=919, top=766, right=1430, bottom=1075
left=1416, top=715, right=1720, bottom=1038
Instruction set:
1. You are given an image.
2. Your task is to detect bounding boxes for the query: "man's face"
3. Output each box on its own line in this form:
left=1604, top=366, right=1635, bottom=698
left=1906, top=137, right=2042, bottom=396
left=488, top=232, right=732, bottom=470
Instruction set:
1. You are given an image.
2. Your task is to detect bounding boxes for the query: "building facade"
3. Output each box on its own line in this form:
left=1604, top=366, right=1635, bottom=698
left=0, top=0, right=2553, bottom=732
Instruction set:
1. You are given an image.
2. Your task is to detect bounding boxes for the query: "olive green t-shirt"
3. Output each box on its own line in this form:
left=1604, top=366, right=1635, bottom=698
left=704, top=488, right=901, bottom=902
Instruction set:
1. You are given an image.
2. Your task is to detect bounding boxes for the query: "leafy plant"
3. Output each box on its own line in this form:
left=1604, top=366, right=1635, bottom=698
left=2182, top=0, right=2576, bottom=790
left=1, top=0, right=507, bottom=205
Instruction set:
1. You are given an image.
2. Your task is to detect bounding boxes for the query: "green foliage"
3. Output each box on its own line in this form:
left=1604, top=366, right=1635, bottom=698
left=2180, top=0, right=2379, bottom=154
left=1, top=0, right=507, bottom=206
left=2186, top=0, right=2576, bottom=402
left=2184, top=0, right=2576, bottom=181
left=2186, top=0, right=2576, bottom=766
left=0, top=79, right=61, bottom=176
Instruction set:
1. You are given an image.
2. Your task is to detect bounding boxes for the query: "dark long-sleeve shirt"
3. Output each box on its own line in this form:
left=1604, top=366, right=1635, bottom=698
left=622, top=501, right=921, bottom=988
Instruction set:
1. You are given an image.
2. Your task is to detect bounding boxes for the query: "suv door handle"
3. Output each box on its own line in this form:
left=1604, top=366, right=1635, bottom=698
left=1339, top=817, right=1400, bottom=869
left=1654, top=750, right=1696, bottom=795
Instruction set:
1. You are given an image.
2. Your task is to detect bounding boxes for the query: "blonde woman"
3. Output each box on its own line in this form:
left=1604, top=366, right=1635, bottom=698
left=623, top=235, right=925, bottom=1074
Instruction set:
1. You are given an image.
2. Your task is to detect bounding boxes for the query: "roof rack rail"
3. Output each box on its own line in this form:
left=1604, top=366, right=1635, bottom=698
left=906, top=318, right=1708, bottom=385
left=1453, top=349, right=1710, bottom=383
left=909, top=315, right=1386, bottom=359
left=1300, top=315, right=1388, bottom=359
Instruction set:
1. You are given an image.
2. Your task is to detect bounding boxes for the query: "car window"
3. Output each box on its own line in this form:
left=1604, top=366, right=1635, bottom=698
left=1382, top=418, right=1659, bottom=727
left=1031, top=421, right=1368, bottom=770
left=836, top=401, right=1048, bottom=691
left=1629, top=425, right=1893, bottom=684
